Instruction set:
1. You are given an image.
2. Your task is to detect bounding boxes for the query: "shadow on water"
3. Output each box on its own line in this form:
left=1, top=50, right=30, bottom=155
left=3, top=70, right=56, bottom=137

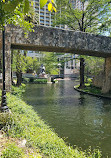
left=23, top=80, right=111, bottom=157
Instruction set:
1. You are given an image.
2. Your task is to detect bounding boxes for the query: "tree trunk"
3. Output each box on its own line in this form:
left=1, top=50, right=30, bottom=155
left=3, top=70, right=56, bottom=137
left=24, top=50, right=27, bottom=57
left=16, top=50, right=23, bottom=86
left=16, top=71, right=22, bottom=86
left=11, top=50, right=14, bottom=85
left=79, top=58, right=85, bottom=89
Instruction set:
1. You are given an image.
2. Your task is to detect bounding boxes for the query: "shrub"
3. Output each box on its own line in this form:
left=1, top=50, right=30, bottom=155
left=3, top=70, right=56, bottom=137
left=11, top=83, right=26, bottom=98
left=34, top=78, right=47, bottom=83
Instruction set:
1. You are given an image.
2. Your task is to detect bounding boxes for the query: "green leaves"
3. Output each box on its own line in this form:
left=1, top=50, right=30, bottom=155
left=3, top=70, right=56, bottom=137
left=24, top=0, right=30, bottom=13
left=0, top=0, right=34, bottom=32
left=3, top=0, right=20, bottom=12
left=40, top=0, right=57, bottom=12
left=53, top=0, right=111, bottom=34
left=3, top=0, right=30, bottom=13
left=40, top=0, right=48, bottom=8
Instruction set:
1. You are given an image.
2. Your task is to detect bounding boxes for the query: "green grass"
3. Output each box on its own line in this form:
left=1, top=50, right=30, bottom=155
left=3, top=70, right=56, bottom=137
left=75, top=78, right=102, bottom=95
left=1, top=143, right=24, bottom=158
left=83, top=84, right=101, bottom=95
left=0, top=89, right=102, bottom=158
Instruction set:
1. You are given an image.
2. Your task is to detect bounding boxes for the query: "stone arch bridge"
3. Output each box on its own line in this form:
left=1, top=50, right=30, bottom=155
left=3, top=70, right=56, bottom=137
left=0, top=25, right=111, bottom=93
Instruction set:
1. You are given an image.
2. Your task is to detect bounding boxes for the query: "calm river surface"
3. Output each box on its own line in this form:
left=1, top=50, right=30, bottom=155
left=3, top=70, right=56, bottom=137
left=23, top=80, right=111, bottom=157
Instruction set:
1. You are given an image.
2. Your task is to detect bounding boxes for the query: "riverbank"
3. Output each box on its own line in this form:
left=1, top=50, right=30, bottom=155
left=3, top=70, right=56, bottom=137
left=0, top=89, right=102, bottom=157
left=74, top=83, right=111, bottom=99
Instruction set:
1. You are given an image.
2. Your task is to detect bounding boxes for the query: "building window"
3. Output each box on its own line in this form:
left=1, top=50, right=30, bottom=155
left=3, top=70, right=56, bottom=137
left=46, top=17, right=50, bottom=20
left=46, top=13, right=50, bottom=16
left=46, top=21, right=49, bottom=24
left=40, top=20, right=44, bottom=23
left=40, top=16, right=44, bottom=20
left=40, top=12, right=44, bottom=15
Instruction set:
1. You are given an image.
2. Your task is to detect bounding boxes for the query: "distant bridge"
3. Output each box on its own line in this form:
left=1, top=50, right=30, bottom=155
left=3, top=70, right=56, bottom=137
left=0, top=25, right=111, bottom=92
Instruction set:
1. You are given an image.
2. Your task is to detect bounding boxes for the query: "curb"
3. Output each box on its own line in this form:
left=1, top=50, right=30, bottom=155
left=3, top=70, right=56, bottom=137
left=74, top=86, right=111, bottom=99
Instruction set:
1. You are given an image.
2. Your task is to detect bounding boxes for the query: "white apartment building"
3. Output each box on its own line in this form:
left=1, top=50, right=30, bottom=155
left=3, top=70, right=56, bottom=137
left=33, top=0, right=65, bottom=28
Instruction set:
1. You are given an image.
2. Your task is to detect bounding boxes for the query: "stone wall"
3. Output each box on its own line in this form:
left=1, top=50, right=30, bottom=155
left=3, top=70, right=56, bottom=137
left=93, top=58, right=111, bottom=93
left=101, top=58, right=111, bottom=93
left=93, top=71, right=104, bottom=88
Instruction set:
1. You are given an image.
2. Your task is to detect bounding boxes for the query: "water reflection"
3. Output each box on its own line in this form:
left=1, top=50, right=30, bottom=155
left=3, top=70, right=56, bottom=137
left=23, top=80, right=111, bottom=157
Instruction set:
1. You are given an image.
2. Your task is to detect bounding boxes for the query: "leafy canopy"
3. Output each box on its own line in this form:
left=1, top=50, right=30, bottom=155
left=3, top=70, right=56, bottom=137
left=0, top=0, right=57, bottom=31
left=0, top=0, right=35, bottom=32
left=53, top=0, right=111, bottom=34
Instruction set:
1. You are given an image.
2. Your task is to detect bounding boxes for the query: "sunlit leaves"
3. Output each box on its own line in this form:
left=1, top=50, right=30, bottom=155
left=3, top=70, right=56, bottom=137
left=51, top=0, right=54, bottom=3
left=31, top=1, right=34, bottom=6
left=48, top=3, right=53, bottom=11
left=0, top=0, right=57, bottom=31
left=3, top=0, right=20, bottom=12
left=53, top=6, right=57, bottom=12
left=0, top=0, right=34, bottom=31
left=24, top=0, right=29, bottom=13
left=40, top=0, right=57, bottom=12
left=40, top=0, right=48, bottom=8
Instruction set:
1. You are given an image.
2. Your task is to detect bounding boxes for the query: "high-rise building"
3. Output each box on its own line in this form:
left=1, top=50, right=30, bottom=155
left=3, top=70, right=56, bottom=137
left=33, top=0, right=83, bottom=28
left=33, top=0, right=52, bottom=27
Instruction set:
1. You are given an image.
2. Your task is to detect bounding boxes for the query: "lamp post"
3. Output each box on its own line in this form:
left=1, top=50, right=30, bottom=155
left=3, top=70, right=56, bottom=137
left=0, top=26, right=9, bottom=112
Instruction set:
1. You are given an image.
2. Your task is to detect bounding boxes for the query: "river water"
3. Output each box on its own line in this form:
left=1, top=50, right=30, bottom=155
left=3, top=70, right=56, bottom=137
left=23, top=80, right=111, bottom=157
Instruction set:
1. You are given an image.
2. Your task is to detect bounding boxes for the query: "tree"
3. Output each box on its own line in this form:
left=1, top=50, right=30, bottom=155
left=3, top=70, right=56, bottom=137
left=0, top=0, right=57, bottom=85
left=0, top=0, right=35, bottom=31
left=26, top=56, right=40, bottom=74
left=52, top=0, right=111, bottom=88
left=53, top=0, right=111, bottom=33
left=12, top=50, right=26, bottom=86
left=85, top=56, right=104, bottom=76
left=0, top=0, right=57, bottom=34
left=12, top=50, right=41, bottom=86
left=40, top=52, right=58, bottom=75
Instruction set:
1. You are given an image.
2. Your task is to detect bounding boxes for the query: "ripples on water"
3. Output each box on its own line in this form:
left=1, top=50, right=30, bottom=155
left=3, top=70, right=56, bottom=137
left=23, top=80, right=111, bottom=157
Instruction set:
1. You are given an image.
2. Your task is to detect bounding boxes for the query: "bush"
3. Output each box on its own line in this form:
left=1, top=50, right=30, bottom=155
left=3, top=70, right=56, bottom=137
left=34, top=78, right=47, bottom=84
left=29, top=78, right=34, bottom=82
left=11, top=84, right=26, bottom=98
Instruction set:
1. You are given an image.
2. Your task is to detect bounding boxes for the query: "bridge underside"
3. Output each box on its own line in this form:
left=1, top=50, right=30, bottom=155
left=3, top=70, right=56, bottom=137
left=9, top=25, right=111, bottom=58
left=11, top=43, right=111, bottom=58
